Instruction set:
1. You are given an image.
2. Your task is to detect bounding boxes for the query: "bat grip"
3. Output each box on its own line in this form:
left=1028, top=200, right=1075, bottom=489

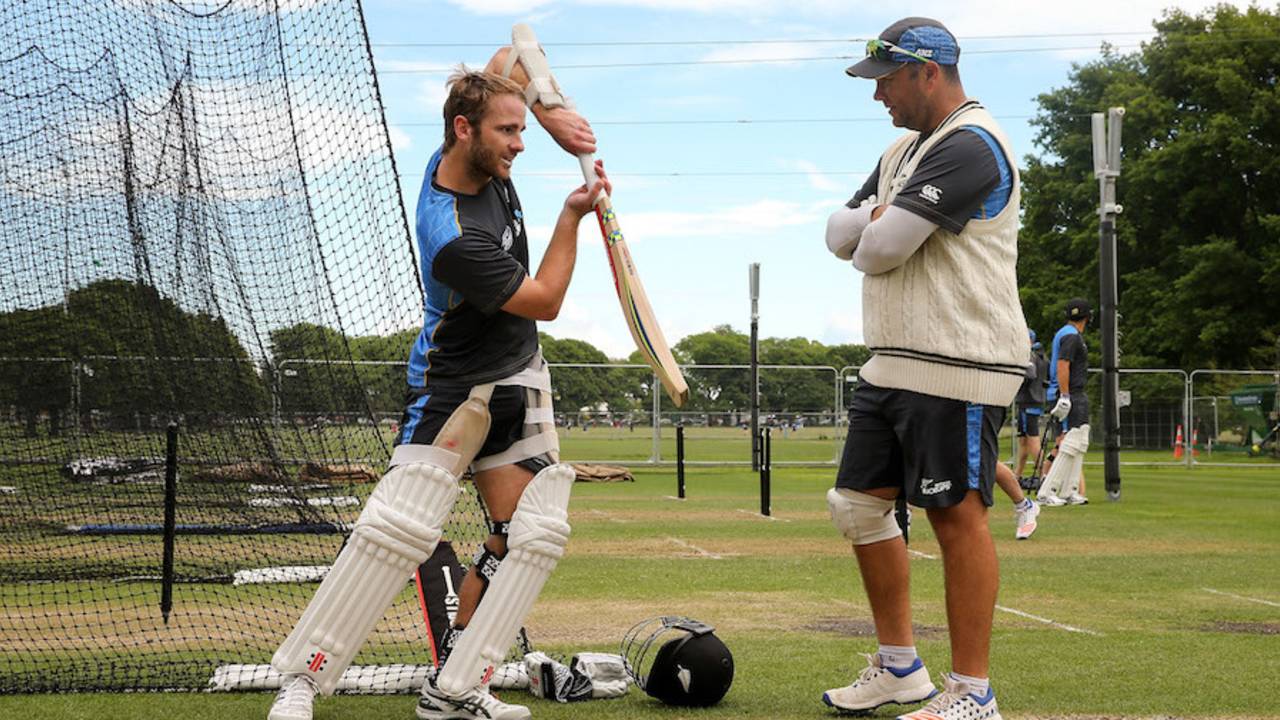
left=577, top=153, right=608, bottom=207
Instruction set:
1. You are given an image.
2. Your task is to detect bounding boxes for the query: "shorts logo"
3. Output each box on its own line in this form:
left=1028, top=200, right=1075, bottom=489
left=920, top=477, right=952, bottom=495
left=919, top=184, right=942, bottom=204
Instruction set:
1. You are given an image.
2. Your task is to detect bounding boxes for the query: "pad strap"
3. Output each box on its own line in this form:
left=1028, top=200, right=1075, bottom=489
left=472, top=546, right=504, bottom=587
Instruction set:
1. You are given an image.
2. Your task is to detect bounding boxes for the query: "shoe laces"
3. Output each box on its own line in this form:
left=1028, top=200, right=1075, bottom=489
left=855, top=653, right=888, bottom=683
left=919, top=675, right=969, bottom=714
left=276, top=675, right=316, bottom=707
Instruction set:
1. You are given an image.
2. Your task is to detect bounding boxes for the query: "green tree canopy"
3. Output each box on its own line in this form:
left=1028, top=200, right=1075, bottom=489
left=1019, top=4, right=1280, bottom=370
left=0, top=279, right=265, bottom=433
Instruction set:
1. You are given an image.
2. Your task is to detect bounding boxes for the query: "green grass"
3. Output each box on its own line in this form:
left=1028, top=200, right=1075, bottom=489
left=2, top=462, right=1277, bottom=718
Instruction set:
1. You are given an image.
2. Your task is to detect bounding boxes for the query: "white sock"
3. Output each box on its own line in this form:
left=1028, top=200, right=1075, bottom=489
left=949, top=671, right=990, bottom=697
left=1016, top=498, right=1033, bottom=511
left=877, top=644, right=918, bottom=670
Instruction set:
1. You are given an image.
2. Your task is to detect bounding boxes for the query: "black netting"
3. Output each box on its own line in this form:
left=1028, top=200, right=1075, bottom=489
left=0, top=0, right=494, bottom=692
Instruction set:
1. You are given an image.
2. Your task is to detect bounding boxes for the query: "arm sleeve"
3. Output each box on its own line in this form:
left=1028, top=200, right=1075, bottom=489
left=846, top=161, right=881, bottom=208
left=890, top=130, right=1001, bottom=233
left=825, top=205, right=875, bottom=260
left=851, top=205, right=939, bottom=275
left=432, top=229, right=527, bottom=315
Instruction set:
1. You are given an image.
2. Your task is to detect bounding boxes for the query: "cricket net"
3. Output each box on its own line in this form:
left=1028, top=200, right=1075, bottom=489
left=0, top=0, right=494, bottom=692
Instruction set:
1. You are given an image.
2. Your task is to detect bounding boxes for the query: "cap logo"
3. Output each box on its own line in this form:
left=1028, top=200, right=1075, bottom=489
left=915, top=48, right=934, bottom=58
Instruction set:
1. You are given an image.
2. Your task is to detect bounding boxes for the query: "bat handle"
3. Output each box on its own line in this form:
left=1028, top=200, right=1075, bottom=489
left=576, top=153, right=608, bottom=207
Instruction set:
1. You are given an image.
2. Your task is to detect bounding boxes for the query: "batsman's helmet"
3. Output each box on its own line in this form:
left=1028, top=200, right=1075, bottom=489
left=620, top=616, right=734, bottom=707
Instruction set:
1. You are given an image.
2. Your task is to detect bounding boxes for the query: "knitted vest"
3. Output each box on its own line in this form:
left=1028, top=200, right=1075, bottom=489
left=859, top=102, right=1028, bottom=406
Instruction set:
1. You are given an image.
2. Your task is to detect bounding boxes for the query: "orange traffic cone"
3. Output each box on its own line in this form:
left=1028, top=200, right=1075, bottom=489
left=1173, top=424, right=1184, bottom=459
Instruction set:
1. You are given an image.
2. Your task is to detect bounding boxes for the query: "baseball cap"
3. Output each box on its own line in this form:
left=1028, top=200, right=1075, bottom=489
left=1029, top=329, right=1042, bottom=350
left=1065, top=298, right=1093, bottom=321
left=846, top=17, right=961, bottom=79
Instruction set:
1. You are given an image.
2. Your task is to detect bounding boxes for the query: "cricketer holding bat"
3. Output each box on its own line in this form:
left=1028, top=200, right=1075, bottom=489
left=822, top=17, right=1028, bottom=720
left=267, top=54, right=607, bottom=720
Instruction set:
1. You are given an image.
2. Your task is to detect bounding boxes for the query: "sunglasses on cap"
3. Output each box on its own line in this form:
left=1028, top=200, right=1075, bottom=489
left=864, top=37, right=933, bottom=65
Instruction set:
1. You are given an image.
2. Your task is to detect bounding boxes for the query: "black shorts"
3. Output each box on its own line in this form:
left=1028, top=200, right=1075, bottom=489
left=836, top=381, right=1004, bottom=508
left=394, top=384, right=548, bottom=475
left=1016, top=406, right=1042, bottom=437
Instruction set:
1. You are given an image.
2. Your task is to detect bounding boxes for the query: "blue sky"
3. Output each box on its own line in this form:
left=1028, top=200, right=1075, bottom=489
left=361, top=0, right=1246, bottom=359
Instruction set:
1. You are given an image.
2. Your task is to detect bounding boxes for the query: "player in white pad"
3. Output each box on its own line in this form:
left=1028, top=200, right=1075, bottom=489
left=266, top=46, right=602, bottom=720
left=1038, top=298, right=1093, bottom=507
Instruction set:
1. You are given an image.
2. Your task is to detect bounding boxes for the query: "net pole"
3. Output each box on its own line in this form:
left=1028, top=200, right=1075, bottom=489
left=161, top=421, right=179, bottom=625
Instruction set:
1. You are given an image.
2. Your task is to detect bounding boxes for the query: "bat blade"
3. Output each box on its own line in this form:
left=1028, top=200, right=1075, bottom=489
left=593, top=197, right=689, bottom=407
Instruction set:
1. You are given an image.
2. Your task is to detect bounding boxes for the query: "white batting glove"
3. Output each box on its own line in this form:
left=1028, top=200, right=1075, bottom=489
left=1051, top=395, right=1072, bottom=420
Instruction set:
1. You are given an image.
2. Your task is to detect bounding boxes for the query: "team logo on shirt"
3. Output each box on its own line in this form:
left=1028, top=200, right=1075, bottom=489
left=919, top=184, right=943, bottom=204
left=501, top=225, right=514, bottom=251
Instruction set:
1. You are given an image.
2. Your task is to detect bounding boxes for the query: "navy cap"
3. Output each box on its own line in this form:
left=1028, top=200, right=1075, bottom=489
left=847, top=17, right=960, bottom=79
left=1066, top=298, right=1093, bottom=321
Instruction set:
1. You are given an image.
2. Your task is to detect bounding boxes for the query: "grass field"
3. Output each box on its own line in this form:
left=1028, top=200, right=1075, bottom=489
left=1, top=460, right=1276, bottom=719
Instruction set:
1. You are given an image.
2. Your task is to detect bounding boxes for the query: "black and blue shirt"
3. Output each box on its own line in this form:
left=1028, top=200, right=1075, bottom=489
left=848, top=124, right=1013, bottom=231
left=407, top=147, right=538, bottom=388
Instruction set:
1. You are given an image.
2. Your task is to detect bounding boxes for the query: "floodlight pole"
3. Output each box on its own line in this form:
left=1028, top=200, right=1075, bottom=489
left=749, top=263, right=761, bottom=471
left=1093, top=107, right=1124, bottom=501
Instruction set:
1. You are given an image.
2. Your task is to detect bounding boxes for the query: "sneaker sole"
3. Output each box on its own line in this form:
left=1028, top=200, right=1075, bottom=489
left=822, top=687, right=939, bottom=715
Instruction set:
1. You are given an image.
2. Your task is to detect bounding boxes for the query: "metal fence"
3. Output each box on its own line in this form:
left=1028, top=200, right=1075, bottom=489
left=4, top=357, right=1278, bottom=468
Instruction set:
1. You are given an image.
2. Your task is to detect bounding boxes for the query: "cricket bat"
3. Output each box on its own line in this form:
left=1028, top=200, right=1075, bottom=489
left=512, top=24, right=689, bottom=407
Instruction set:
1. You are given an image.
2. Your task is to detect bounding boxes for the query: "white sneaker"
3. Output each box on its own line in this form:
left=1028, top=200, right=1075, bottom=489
left=268, top=674, right=316, bottom=720
left=897, top=674, right=1002, bottom=720
left=1038, top=493, right=1066, bottom=507
left=417, top=674, right=531, bottom=720
left=1014, top=500, right=1040, bottom=540
left=822, top=654, right=937, bottom=714
left=1065, top=493, right=1089, bottom=505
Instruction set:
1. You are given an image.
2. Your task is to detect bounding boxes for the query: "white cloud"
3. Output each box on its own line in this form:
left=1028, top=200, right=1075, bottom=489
left=699, top=41, right=826, bottom=65
left=619, top=198, right=829, bottom=242
left=790, top=159, right=858, bottom=193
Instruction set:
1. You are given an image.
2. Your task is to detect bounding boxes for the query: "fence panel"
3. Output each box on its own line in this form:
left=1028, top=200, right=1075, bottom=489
left=1189, top=370, right=1280, bottom=466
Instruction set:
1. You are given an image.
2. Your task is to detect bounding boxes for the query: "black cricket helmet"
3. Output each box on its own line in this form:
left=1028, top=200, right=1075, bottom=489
left=620, top=616, right=733, bottom=707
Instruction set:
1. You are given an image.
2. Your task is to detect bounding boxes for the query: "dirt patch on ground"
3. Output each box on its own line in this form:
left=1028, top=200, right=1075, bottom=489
left=1202, top=620, right=1280, bottom=635
left=567, top=535, right=850, bottom=559
left=526, top=592, right=867, bottom=647
left=802, top=617, right=944, bottom=637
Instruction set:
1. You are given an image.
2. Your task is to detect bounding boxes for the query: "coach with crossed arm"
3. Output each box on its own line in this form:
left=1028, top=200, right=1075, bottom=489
left=822, top=17, right=1027, bottom=720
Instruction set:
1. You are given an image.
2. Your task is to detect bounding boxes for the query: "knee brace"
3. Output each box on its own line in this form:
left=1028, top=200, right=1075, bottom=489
left=827, top=487, right=902, bottom=546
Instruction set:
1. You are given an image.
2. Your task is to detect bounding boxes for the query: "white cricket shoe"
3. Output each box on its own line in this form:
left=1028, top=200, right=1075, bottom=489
left=1014, top=500, right=1040, bottom=540
left=897, top=674, right=1002, bottom=720
left=822, top=654, right=937, bottom=715
left=268, top=673, right=316, bottom=720
left=417, top=674, right=531, bottom=720
left=1065, top=493, right=1089, bottom=505
left=1037, top=493, right=1067, bottom=507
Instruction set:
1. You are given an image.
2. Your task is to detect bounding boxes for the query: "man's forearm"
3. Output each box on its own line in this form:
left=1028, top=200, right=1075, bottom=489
left=1057, top=360, right=1071, bottom=394
left=531, top=209, right=581, bottom=308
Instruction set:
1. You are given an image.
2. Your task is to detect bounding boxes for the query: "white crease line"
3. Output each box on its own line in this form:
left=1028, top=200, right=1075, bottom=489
left=907, top=549, right=938, bottom=560
left=1203, top=587, right=1280, bottom=608
left=735, top=508, right=791, bottom=522
left=996, top=604, right=1103, bottom=636
left=666, top=537, right=722, bottom=559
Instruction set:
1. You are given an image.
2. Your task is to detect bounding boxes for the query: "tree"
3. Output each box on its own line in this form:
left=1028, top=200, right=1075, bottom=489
left=539, top=333, right=634, bottom=413
left=0, top=279, right=266, bottom=434
left=674, top=325, right=751, bottom=411
left=1020, top=5, right=1280, bottom=370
